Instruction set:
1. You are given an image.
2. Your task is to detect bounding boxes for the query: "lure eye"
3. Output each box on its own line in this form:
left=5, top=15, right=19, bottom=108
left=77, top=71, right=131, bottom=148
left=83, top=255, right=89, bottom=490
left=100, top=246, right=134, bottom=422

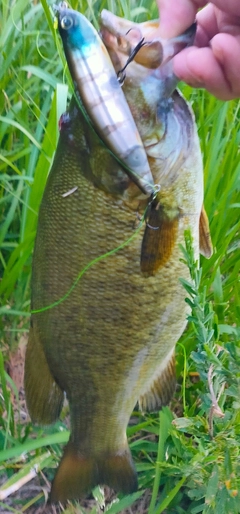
left=61, top=15, right=73, bottom=30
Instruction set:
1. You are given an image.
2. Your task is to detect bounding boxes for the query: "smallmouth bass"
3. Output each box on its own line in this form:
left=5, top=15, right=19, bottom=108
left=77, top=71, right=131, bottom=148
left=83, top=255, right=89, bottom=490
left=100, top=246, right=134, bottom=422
left=24, top=7, right=212, bottom=503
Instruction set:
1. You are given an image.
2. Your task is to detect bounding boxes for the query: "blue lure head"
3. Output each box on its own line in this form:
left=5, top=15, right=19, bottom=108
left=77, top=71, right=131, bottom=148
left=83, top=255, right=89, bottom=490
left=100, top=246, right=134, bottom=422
left=57, top=4, right=97, bottom=50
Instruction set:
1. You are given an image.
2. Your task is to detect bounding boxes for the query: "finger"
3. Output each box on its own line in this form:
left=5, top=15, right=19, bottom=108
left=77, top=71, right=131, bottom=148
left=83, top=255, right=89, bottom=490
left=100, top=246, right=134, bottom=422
left=211, top=33, right=240, bottom=98
left=194, top=6, right=240, bottom=47
left=156, top=0, right=207, bottom=38
left=195, top=5, right=218, bottom=45
left=197, top=5, right=240, bottom=39
left=173, top=46, right=236, bottom=100
left=204, top=0, right=240, bottom=17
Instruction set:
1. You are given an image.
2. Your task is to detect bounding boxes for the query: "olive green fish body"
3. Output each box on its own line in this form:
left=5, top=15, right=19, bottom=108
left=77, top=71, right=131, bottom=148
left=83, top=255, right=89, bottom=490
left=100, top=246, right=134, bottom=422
left=25, top=10, right=211, bottom=503
left=29, top=93, right=192, bottom=419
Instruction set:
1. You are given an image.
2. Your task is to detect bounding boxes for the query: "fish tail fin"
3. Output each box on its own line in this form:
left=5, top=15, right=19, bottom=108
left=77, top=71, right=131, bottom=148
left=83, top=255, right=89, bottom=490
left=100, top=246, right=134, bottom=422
left=99, top=449, right=138, bottom=495
left=24, top=323, right=64, bottom=424
left=50, top=441, right=138, bottom=503
left=50, top=442, right=97, bottom=503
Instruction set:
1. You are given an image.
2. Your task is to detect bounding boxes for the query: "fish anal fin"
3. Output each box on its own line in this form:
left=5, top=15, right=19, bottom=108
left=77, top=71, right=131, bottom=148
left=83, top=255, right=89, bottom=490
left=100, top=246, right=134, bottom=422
left=24, top=322, right=64, bottom=425
left=50, top=441, right=138, bottom=503
left=141, top=204, right=178, bottom=276
left=138, top=351, right=176, bottom=412
left=199, top=205, right=213, bottom=258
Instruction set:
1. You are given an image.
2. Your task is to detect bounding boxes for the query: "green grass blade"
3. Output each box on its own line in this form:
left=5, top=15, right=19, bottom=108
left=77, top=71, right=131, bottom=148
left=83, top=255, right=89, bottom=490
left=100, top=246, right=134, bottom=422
left=148, top=408, right=173, bottom=514
left=0, top=431, right=69, bottom=463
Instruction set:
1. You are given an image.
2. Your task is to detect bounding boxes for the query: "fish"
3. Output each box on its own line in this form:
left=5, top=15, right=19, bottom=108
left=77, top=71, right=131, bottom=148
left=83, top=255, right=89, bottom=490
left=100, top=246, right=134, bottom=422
left=24, top=7, right=212, bottom=504
left=57, top=3, right=154, bottom=196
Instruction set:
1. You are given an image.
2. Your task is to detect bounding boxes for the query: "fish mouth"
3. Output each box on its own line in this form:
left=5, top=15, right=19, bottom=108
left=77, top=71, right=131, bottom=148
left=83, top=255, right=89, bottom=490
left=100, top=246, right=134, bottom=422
left=100, top=10, right=196, bottom=70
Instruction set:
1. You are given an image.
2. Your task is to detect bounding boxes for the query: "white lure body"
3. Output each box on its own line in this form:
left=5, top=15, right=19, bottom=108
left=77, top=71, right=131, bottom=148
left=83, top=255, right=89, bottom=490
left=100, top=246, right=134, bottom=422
left=58, top=5, right=155, bottom=195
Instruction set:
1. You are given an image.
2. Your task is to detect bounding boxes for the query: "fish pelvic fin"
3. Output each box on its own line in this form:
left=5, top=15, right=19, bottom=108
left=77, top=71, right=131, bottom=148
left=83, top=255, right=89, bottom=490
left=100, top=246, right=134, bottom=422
left=138, top=350, right=176, bottom=412
left=141, top=202, right=179, bottom=276
left=199, top=205, right=213, bottom=258
left=24, top=322, right=64, bottom=424
left=50, top=441, right=138, bottom=503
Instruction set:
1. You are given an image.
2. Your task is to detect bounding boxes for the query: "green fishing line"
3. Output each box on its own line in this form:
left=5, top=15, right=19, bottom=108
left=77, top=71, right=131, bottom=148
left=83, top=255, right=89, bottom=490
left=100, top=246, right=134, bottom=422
left=31, top=212, right=146, bottom=314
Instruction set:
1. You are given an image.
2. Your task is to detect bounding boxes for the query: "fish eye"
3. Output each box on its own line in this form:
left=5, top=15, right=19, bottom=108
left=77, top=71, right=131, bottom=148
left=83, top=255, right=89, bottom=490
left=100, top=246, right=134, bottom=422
left=61, top=15, right=73, bottom=30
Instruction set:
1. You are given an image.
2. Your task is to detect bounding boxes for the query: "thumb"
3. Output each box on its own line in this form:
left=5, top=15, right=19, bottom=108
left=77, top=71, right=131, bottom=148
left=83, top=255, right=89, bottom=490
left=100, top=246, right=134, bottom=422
left=156, top=0, right=206, bottom=38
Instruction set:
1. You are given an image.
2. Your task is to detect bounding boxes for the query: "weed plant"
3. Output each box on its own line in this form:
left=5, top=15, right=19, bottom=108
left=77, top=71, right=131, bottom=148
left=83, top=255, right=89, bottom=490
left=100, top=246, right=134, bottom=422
left=0, top=0, right=239, bottom=513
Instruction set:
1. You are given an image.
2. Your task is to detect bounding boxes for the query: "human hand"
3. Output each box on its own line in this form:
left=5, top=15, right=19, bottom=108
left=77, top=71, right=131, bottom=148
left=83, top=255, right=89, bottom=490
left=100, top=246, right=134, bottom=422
left=156, top=0, right=240, bottom=100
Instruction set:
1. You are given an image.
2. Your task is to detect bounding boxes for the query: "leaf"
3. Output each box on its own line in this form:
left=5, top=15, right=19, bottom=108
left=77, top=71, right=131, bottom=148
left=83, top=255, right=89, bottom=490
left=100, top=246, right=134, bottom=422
left=171, top=417, right=194, bottom=431
left=105, top=491, right=144, bottom=513
left=205, top=465, right=219, bottom=506
left=0, top=431, right=69, bottom=463
left=153, top=476, right=187, bottom=514
left=0, top=452, right=52, bottom=500
left=218, top=324, right=240, bottom=337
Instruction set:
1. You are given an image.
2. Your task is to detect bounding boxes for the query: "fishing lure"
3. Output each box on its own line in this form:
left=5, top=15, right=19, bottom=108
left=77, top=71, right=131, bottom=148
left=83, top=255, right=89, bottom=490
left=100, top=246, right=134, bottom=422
left=56, top=3, right=155, bottom=196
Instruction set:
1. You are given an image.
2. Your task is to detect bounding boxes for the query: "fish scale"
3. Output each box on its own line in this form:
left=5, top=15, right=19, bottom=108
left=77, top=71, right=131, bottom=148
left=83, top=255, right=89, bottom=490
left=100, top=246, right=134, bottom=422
left=24, top=8, right=212, bottom=503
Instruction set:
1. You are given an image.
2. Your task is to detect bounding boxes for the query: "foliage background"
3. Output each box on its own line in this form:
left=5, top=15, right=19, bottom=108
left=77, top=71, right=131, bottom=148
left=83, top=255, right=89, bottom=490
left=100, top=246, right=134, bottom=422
left=0, top=0, right=239, bottom=513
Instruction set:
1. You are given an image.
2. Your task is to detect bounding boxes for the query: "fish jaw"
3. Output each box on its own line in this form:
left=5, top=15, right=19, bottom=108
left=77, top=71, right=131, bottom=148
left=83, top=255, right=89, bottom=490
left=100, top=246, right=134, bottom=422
left=57, top=5, right=155, bottom=196
left=100, top=10, right=196, bottom=96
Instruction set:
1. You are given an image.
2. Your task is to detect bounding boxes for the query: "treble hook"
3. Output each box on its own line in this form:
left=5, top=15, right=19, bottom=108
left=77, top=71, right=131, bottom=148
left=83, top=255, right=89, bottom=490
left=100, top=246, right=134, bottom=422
left=117, top=36, right=146, bottom=85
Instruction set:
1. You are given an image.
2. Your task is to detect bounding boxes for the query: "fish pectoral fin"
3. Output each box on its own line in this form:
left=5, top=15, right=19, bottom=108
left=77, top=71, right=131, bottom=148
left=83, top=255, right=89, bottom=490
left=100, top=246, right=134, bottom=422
left=24, top=322, right=64, bottom=425
left=50, top=441, right=138, bottom=503
left=141, top=203, right=179, bottom=276
left=199, top=205, right=213, bottom=258
left=138, top=351, right=176, bottom=412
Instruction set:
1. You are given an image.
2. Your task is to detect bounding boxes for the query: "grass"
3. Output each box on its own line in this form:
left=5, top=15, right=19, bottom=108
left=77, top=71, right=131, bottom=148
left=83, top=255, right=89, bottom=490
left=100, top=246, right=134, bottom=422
left=0, top=0, right=240, bottom=512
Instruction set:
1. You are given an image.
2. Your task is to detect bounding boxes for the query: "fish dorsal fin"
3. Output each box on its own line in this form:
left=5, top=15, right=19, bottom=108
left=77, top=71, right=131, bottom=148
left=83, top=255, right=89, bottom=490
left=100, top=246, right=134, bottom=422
left=138, top=350, right=176, bottom=412
left=141, top=201, right=179, bottom=276
left=199, top=205, right=213, bottom=258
